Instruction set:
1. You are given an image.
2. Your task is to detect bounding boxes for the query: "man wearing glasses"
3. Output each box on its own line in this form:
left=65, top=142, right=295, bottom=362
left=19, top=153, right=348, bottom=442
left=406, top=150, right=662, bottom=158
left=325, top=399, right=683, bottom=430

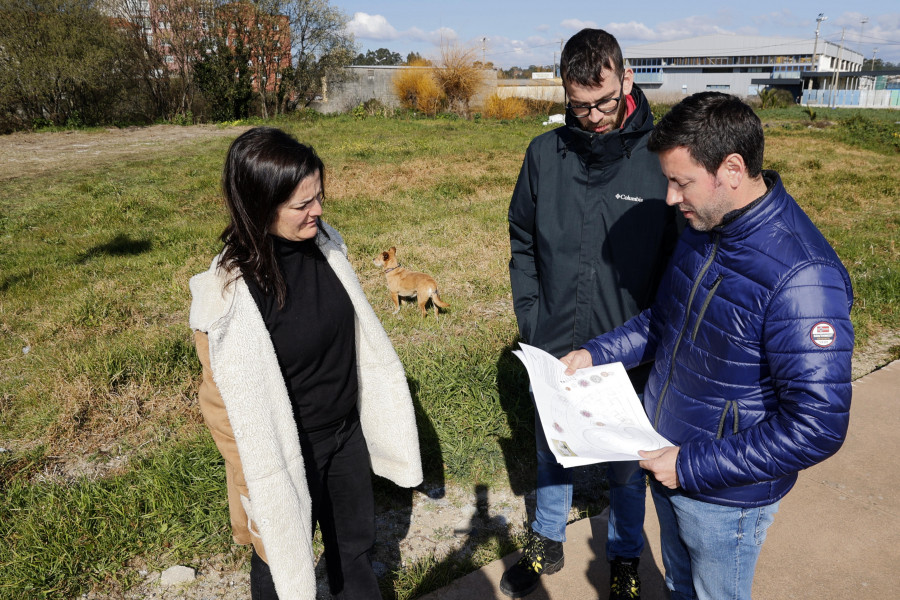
left=505, top=29, right=680, bottom=599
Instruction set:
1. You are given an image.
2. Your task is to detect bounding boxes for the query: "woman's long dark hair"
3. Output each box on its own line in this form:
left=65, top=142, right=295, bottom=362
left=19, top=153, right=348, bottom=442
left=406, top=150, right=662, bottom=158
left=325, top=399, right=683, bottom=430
left=219, top=127, right=325, bottom=307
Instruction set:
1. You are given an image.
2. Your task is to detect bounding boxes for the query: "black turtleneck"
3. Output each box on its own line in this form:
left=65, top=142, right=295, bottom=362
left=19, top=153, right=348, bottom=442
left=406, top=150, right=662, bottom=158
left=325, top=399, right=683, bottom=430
left=244, top=236, right=358, bottom=432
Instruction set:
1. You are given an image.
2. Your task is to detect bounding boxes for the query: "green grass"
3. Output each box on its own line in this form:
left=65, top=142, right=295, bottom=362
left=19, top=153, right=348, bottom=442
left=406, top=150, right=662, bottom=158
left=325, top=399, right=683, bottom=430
left=0, top=436, right=230, bottom=598
left=0, top=109, right=898, bottom=598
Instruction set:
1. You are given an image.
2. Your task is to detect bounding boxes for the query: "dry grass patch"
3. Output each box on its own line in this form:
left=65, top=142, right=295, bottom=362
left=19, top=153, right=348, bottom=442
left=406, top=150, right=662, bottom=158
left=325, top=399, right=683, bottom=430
left=41, top=372, right=202, bottom=460
left=484, top=94, right=528, bottom=120
left=327, top=155, right=520, bottom=203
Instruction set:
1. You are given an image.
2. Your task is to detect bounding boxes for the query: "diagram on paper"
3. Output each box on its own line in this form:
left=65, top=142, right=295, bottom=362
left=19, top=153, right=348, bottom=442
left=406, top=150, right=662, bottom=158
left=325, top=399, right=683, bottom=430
left=513, top=343, right=673, bottom=467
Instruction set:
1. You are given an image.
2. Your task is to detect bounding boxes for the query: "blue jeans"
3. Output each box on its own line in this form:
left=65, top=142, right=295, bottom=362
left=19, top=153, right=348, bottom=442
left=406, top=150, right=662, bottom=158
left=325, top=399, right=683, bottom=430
left=532, top=401, right=646, bottom=561
left=650, top=479, right=779, bottom=600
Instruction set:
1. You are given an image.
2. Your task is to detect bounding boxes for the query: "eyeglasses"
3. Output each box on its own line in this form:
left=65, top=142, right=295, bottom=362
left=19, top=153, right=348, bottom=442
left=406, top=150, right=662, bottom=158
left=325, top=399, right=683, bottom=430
left=566, top=95, right=621, bottom=118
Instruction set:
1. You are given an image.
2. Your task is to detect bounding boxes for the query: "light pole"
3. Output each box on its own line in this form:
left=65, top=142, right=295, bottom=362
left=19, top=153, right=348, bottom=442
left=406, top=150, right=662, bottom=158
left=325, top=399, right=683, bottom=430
left=858, top=17, right=868, bottom=90
left=866, top=48, right=879, bottom=107
left=830, top=28, right=845, bottom=108
left=807, top=13, right=827, bottom=92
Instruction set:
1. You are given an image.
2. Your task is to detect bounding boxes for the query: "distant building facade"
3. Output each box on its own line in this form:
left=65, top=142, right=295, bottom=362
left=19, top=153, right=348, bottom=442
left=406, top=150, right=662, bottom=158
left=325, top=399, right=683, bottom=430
left=623, top=34, right=865, bottom=103
left=129, top=0, right=289, bottom=93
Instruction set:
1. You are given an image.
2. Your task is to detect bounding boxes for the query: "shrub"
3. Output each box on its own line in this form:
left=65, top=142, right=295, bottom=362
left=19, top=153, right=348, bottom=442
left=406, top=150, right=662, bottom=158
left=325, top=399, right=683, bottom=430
left=803, top=104, right=817, bottom=121
left=432, top=44, right=484, bottom=118
left=757, top=88, right=795, bottom=109
left=351, top=98, right=392, bottom=118
left=392, top=65, right=445, bottom=116
left=837, top=115, right=900, bottom=154
left=483, top=93, right=528, bottom=120
left=522, top=98, right=563, bottom=117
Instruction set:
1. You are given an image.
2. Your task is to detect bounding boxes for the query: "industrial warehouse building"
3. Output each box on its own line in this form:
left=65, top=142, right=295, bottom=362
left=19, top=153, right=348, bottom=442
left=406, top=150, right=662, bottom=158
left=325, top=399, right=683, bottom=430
left=623, top=34, right=874, bottom=104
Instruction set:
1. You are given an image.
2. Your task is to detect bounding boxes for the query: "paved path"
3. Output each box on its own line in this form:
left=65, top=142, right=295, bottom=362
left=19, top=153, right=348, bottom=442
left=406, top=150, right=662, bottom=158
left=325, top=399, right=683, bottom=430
left=422, top=360, right=900, bottom=599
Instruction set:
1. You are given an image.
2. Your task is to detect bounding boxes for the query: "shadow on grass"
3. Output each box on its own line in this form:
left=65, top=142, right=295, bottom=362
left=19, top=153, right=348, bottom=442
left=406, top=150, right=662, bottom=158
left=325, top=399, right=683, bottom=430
left=495, top=341, right=536, bottom=497
left=374, top=377, right=446, bottom=597
left=76, top=233, right=152, bottom=263
left=391, top=482, right=525, bottom=599
left=0, top=266, right=40, bottom=292
left=495, top=338, right=616, bottom=534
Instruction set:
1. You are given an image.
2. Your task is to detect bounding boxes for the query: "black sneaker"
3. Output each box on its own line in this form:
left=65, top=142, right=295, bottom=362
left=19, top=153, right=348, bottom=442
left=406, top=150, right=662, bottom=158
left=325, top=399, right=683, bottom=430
left=609, top=557, right=641, bottom=600
left=499, top=529, right=564, bottom=598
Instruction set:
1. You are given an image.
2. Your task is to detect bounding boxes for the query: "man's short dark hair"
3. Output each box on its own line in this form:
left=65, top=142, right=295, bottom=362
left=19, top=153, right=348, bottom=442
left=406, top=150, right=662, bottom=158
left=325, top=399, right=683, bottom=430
left=560, top=29, right=624, bottom=86
left=648, top=92, right=765, bottom=178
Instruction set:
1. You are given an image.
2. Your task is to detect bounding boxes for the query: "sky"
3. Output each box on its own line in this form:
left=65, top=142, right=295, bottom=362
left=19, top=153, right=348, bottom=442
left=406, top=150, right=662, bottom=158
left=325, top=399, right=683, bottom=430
left=335, top=1, right=900, bottom=68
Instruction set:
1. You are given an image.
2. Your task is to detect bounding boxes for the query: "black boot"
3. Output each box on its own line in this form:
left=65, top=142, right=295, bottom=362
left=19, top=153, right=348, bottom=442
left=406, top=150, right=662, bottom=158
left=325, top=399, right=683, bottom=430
left=609, top=556, right=641, bottom=600
left=499, top=529, right=564, bottom=598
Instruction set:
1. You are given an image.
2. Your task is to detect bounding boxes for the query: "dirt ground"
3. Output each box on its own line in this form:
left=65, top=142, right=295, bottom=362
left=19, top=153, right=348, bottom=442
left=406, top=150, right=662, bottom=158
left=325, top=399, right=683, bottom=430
left=0, top=124, right=249, bottom=181
left=5, top=125, right=898, bottom=599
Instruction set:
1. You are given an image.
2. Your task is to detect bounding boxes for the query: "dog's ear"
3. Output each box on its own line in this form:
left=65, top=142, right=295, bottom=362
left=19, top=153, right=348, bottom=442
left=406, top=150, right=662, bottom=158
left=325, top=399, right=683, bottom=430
left=389, top=246, right=396, bottom=253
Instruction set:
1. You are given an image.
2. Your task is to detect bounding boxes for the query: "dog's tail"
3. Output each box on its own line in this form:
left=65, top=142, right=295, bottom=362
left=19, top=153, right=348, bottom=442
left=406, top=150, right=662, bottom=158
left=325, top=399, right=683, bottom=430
left=430, top=290, right=450, bottom=308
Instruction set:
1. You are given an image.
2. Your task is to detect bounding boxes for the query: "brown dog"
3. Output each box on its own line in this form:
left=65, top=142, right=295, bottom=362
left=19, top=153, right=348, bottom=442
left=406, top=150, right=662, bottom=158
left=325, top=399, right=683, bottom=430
left=373, top=246, right=449, bottom=317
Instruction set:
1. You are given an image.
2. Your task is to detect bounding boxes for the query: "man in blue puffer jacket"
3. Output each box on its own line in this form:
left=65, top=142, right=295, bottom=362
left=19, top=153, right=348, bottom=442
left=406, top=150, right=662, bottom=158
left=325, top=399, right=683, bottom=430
left=561, top=92, right=854, bottom=600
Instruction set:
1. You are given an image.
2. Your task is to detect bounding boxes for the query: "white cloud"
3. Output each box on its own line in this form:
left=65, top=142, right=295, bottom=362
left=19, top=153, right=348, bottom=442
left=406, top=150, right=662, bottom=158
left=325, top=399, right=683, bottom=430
left=606, top=17, right=733, bottom=43
left=427, top=26, right=459, bottom=45
left=604, top=21, right=657, bottom=41
left=826, top=12, right=900, bottom=62
left=560, top=19, right=598, bottom=31
left=347, top=13, right=400, bottom=40
left=655, top=17, right=732, bottom=40
left=868, top=13, right=900, bottom=43
left=477, top=34, right=557, bottom=68
left=752, top=10, right=796, bottom=28
left=349, top=13, right=458, bottom=48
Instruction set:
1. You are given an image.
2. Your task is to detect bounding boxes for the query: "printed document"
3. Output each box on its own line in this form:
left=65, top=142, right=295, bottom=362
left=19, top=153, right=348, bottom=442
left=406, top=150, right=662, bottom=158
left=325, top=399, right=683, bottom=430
left=513, top=343, right=673, bottom=467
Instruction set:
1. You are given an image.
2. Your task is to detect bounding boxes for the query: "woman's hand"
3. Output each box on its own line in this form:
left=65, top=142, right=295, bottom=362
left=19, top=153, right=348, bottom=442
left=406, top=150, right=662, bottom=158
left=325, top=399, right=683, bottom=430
left=560, top=349, right=593, bottom=375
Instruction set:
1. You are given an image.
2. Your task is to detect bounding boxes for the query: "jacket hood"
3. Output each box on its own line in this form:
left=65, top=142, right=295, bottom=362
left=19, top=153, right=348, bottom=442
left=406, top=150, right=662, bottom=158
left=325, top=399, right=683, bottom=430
left=560, top=84, right=654, bottom=164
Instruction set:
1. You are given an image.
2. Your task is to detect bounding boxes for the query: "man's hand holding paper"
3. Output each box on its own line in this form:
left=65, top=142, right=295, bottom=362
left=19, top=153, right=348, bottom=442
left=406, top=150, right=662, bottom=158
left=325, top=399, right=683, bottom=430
left=560, top=348, right=593, bottom=375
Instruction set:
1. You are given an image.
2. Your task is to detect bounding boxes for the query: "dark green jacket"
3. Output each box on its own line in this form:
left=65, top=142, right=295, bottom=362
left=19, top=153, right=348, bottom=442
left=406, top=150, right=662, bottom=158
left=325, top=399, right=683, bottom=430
left=508, top=85, right=680, bottom=387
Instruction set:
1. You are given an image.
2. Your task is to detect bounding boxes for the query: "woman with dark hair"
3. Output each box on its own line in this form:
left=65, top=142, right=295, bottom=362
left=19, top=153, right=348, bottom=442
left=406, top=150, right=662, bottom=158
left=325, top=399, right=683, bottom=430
left=189, top=126, right=423, bottom=599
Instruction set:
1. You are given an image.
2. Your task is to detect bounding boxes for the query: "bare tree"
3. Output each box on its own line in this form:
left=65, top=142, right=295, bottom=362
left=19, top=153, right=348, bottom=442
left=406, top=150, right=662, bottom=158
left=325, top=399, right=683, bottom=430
left=103, top=0, right=178, bottom=119
left=149, top=0, right=208, bottom=117
left=281, top=0, right=355, bottom=108
left=238, top=0, right=291, bottom=117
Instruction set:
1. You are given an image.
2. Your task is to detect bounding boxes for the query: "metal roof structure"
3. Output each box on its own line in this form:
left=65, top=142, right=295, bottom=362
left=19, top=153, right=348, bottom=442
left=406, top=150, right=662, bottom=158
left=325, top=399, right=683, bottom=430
left=624, top=34, right=863, bottom=64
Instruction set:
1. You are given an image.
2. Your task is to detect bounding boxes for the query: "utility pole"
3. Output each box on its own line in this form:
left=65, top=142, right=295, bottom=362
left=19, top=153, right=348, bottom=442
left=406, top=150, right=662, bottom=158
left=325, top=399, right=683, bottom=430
left=482, top=37, right=486, bottom=66
left=869, top=47, right=878, bottom=70
left=560, top=38, right=564, bottom=73
left=858, top=17, right=868, bottom=91
left=830, top=28, right=845, bottom=108
left=807, top=13, right=826, bottom=92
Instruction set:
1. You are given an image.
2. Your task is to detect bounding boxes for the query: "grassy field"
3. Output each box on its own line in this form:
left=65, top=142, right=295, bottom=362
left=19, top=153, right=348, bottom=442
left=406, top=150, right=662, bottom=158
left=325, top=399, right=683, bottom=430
left=1, top=108, right=898, bottom=598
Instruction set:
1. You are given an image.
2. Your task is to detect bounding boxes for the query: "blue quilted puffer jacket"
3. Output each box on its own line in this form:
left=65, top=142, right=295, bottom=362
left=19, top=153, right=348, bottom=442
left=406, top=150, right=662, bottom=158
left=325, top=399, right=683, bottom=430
left=583, top=172, right=854, bottom=507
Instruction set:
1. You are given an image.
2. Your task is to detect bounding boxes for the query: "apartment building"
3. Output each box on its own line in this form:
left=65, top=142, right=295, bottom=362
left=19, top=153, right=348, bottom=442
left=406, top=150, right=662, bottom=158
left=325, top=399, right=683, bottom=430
left=132, top=0, right=289, bottom=92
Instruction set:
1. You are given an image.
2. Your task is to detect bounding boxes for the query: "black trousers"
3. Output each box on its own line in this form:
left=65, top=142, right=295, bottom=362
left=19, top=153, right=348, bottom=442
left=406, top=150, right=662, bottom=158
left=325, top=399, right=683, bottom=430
left=250, top=413, right=380, bottom=600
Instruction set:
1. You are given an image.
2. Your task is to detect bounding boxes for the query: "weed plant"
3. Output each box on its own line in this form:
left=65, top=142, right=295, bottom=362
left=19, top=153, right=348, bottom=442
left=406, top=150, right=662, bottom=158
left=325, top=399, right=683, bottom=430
left=0, top=111, right=897, bottom=598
